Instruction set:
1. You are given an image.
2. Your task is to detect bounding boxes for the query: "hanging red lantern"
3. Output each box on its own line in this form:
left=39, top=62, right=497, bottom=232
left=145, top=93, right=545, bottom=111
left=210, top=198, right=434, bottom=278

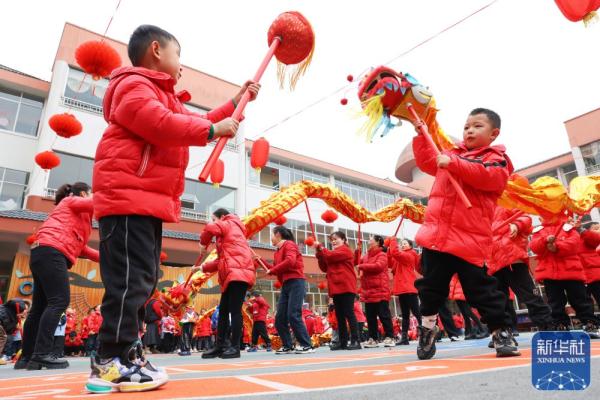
left=26, top=234, right=37, bottom=245
left=554, top=0, right=600, bottom=25
left=274, top=280, right=282, bottom=289
left=321, top=209, right=338, bottom=224
left=48, top=113, right=83, bottom=138
left=347, top=74, right=354, bottom=82
left=160, top=251, right=168, bottom=262
left=340, top=98, right=348, bottom=106
left=75, top=40, right=122, bottom=80
left=273, top=215, right=287, bottom=225
left=250, top=137, right=270, bottom=173
left=304, top=236, right=315, bottom=247
left=210, top=159, right=225, bottom=188
left=35, top=151, right=61, bottom=170
left=317, top=280, right=327, bottom=290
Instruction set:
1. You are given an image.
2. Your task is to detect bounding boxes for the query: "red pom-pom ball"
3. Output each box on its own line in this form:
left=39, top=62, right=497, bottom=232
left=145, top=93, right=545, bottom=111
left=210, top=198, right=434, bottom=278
left=304, top=236, right=315, bottom=247
left=160, top=251, right=168, bottom=262
left=49, top=113, right=83, bottom=138
left=321, top=209, right=338, bottom=224
left=75, top=40, right=122, bottom=80
left=274, top=215, right=287, bottom=225
left=340, top=98, right=348, bottom=106
left=35, top=151, right=61, bottom=170
left=347, top=74, right=354, bottom=82
left=274, top=280, right=282, bottom=289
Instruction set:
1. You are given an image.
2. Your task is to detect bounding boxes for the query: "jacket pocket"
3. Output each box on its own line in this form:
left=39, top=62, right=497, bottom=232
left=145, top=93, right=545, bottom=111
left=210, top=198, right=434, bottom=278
left=136, top=144, right=152, bottom=177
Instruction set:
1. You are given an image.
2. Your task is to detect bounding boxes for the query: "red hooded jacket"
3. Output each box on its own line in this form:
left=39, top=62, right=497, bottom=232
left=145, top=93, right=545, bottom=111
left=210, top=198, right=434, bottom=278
left=387, top=241, right=419, bottom=295
left=201, top=214, right=256, bottom=292
left=36, top=196, right=99, bottom=265
left=412, top=137, right=513, bottom=267
left=488, top=207, right=532, bottom=275
left=249, top=296, right=270, bottom=322
left=357, top=247, right=390, bottom=303
left=262, top=240, right=305, bottom=285
left=530, top=223, right=585, bottom=282
left=315, top=244, right=357, bottom=296
left=92, top=67, right=236, bottom=222
left=448, top=274, right=466, bottom=301
left=579, top=229, right=600, bottom=284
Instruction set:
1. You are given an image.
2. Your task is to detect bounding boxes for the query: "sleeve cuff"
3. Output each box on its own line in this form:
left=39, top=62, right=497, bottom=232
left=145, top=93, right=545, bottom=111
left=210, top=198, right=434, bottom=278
left=208, top=125, right=215, bottom=140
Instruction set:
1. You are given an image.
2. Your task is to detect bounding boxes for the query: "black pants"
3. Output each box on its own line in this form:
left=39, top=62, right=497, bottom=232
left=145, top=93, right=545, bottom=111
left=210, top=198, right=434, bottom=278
left=22, top=246, right=71, bottom=358
left=506, top=299, right=518, bottom=331
left=85, top=334, right=98, bottom=355
left=455, top=300, right=484, bottom=334
left=199, top=336, right=213, bottom=350
left=357, top=322, right=367, bottom=342
left=333, top=293, right=360, bottom=345
left=160, top=333, right=175, bottom=353
left=97, top=215, right=162, bottom=359
left=438, top=301, right=461, bottom=337
left=52, top=335, right=65, bottom=358
left=493, top=263, right=553, bottom=328
left=587, top=280, right=600, bottom=308
left=416, top=249, right=512, bottom=332
left=217, top=281, right=249, bottom=350
left=365, top=301, right=394, bottom=340
left=544, top=279, right=599, bottom=326
left=397, top=294, right=422, bottom=337
left=180, top=323, right=194, bottom=352
left=251, top=321, right=271, bottom=346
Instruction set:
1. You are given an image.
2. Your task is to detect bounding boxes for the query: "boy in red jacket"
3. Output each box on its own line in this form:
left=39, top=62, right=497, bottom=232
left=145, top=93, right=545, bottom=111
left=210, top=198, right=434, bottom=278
left=530, top=218, right=600, bottom=336
left=89, top=25, right=260, bottom=393
left=580, top=223, right=600, bottom=306
left=413, top=108, right=519, bottom=359
left=247, top=292, right=272, bottom=352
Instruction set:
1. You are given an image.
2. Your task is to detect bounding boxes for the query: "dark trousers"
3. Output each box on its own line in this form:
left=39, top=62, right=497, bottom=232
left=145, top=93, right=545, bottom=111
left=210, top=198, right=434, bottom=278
left=544, top=279, right=599, bottom=326
left=160, top=333, right=175, bottom=353
left=587, top=280, right=600, bottom=308
left=97, top=215, right=162, bottom=359
left=180, top=323, right=194, bottom=352
left=416, top=249, right=512, bottom=332
left=365, top=301, right=394, bottom=340
left=52, top=335, right=65, bottom=358
left=507, top=299, right=518, bottom=331
left=275, top=278, right=311, bottom=348
left=85, top=334, right=98, bottom=355
left=398, top=294, right=422, bottom=337
left=456, top=300, right=484, bottom=334
left=217, top=281, right=249, bottom=350
left=251, top=321, right=271, bottom=346
left=357, top=322, right=367, bottom=342
left=22, top=246, right=71, bottom=358
left=333, top=293, right=360, bottom=346
left=493, top=263, right=553, bottom=328
left=438, top=301, right=461, bottom=337
left=199, top=336, right=212, bottom=350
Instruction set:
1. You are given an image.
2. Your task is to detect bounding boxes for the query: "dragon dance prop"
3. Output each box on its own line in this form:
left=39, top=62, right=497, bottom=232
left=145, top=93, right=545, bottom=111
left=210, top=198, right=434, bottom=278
left=199, top=11, right=315, bottom=182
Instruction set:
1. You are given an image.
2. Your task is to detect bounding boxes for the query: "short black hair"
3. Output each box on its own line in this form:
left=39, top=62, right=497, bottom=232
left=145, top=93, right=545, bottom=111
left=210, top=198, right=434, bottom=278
left=470, top=108, right=501, bottom=129
left=213, top=208, right=230, bottom=219
left=128, top=25, right=179, bottom=66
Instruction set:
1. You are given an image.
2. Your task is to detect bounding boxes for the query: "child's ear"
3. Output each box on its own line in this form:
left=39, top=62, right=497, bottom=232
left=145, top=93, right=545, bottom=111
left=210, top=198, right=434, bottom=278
left=151, top=40, right=161, bottom=60
left=491, top=128, right=500, bottom=141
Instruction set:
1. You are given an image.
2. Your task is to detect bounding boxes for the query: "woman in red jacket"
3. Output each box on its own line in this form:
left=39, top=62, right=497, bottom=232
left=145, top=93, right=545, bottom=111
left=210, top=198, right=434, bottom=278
left=315, top=231, right=361, bottom=350
left=358, top=235, right=394, bottom=348
left=21, top=182, right=99, bottom=371
left=259, top=226, right=314, bottom=354
left=196, top=208, right=256, bottom=359
left=388, top=238, right=422, bottom=345
left=580, top=223, right=600, bottom=306
left=530, top=218, right=600, bottom=337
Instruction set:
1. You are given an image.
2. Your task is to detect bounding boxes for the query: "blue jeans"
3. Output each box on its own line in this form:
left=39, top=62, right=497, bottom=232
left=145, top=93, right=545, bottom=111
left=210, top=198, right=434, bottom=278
left=275, top=279, right=311, bottom=348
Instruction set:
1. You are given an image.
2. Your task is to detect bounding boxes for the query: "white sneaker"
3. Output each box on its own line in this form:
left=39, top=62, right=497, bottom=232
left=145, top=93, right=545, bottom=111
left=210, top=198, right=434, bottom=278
left=383, top=337, right=395, bottom=347
left=364, top=338, right=379, bottom=348
left=295, top=346, right=315, bottom=354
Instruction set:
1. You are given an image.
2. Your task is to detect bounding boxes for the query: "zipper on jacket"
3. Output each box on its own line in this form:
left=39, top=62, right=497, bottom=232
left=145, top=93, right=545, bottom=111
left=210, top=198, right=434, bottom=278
left=136, top=144, right=151, bottom=177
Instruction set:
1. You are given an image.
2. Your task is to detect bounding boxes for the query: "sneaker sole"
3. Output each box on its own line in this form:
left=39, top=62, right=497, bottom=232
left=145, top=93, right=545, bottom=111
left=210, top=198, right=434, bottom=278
left=496, top=349, right=521, bottom=358
left=295, top=350, right=316, bottom=354
left=86, top=378, right=168, bottom=394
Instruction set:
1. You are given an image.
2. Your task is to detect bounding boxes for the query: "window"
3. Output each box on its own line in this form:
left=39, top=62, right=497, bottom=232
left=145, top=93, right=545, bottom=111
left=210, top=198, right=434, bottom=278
left=183, top=179, right=236, bottom=216
left=581, top=142, right=600, bottom=174
left=0, top=86, right=44, bottom=136
left=0, top=167, right=29, bottom=210
left=560, top=163, right=578, bottom=185
left=63, top=68, right=108, bottom=111
left=284, top=219, right=333, bottom=255
left=248, top=156, right=329, bottom=190
left=335, top=179, right=395, bottom=211
left=338, top=227, right=371, bottom=255
left=47, top=152, right=94, bottom=191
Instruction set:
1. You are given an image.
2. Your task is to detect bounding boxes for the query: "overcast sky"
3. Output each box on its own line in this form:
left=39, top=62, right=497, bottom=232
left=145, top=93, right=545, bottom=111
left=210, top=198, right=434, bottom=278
left=2, top=0, right=599, bottom=182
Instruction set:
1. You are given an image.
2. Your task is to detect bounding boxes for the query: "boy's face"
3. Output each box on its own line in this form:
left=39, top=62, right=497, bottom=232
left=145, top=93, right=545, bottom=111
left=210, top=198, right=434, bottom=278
left=153, top=39, right=182, bottom=82
left=463, top=113, right=499, bottom=150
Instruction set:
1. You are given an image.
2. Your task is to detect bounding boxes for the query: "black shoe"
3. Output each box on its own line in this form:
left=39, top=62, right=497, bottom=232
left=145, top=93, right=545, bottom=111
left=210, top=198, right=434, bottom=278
left=14, top=358, right=29, bottom=370
left=398, top=336, right=410, bottom=345
left=330, top=343, right=345, bottom=351
left=488, top=340, right=494, bottom=349
left=475, top=330, right=490, bottom=339
left=220, top=347, right=241, bottom=359
left=464, top=333, right=477, bottom=340
left=492, top=329, right=521, bottom=357
left=417, top=326, right=439, bottom=360
left=202, top=346, right=224, bottom=359
left=26, top=354, right=69, bottom=370
left=275, top=346, right=293, bottom=355
left=346, top=342, right=362, bottom=350
left=512, top=331, right=520, bottom=337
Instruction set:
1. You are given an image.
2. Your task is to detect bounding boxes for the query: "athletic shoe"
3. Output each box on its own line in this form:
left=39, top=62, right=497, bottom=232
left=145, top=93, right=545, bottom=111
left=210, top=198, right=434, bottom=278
left=364, top=338, right=379, bottom=348
left=295, top=346, right=315, bottom=354
left=86, top=356, right=165, bottom=393
left=417, top=325, right=439, bottom=360
left=346, top=342, right=362, bottom=350
left=275, top=346, right=293, bottom=355
left=266, top=345, right=272, bottom=352
left=449, top=335, right=462, bottom=342
left=246, top=347, right=258, bottom=352
left=127, top=340, right=169, bottom=384
left=464, top=333, right=478, bottom=340
left=492, top=329, right=521, bottom=357
left=383, top=337, right=395, bottom=347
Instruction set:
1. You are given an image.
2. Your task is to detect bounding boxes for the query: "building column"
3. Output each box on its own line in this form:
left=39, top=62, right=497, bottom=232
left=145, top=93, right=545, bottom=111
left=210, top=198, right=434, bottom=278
left=237, top=128, right=247, bottom=217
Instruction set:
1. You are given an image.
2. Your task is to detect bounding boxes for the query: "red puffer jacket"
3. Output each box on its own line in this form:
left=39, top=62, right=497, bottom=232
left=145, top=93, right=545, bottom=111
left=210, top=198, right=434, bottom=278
left=579, top=229, right=600, bottom=284
left=488, top=207, right=532, bottom=275
left=249, top=296, right=270, bottom=322
left=93, top=67, right=236, bottom=222
left=448, top=274, right=465, bottom=301
left=201, top=214, right=256, bottom=292
left=353, top=300, right=367, bottom=323
left=387, top=241, right=419, bottom=295
left=262, top=240, right=305, bottom=285
left=357, top=247, right=390, bottom=303
left=412, top=137, right=513, bottom=267
left=195, top=316, right=212, bottom=337
left=315, top=244, right=357, bottom=296
left=36, top=196, right=99, bottom=265
left=530, top=223, right=585, bottom=282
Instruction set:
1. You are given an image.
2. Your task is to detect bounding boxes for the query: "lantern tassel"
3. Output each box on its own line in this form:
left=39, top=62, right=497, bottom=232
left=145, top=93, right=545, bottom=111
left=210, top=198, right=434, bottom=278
left=583, top=11, right=598, bottom=27
left=276, top=40, right=315, bottom=91
left=213, top=183, right=220, bottom=188
left=357, top=94, right=385, bottom=143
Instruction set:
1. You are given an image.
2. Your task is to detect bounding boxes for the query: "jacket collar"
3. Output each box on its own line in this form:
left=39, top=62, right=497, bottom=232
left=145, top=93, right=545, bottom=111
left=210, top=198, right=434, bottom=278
left=109, top=66, right=191, bottom=100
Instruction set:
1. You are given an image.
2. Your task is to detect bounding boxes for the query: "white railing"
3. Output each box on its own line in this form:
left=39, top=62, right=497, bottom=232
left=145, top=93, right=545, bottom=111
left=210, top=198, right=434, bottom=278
left=61, top=96, right=103, bottom=115
left=207, top=139, right=239, bottom=152
left=181, top=208, right=208, bottom=221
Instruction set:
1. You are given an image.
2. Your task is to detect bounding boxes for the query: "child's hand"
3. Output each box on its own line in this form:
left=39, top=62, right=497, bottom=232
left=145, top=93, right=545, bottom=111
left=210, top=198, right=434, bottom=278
left=509, top=223, right=518, bottom=239
left=234, top=80, right=261, bottom=104
left=546, top=242, right=557, bottom=253
left=436, top=154, right=451, bottom=169
left=213, top=118, right=239, bottom=138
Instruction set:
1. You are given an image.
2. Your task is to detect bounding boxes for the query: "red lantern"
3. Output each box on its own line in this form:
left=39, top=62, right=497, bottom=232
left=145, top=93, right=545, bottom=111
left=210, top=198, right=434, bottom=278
left=274, top=215, right=287, bottom=225
left=318, top=280, right=327, bottom=290
left=35, top=151, right=61, bottom=170
left=75, top=40, right=122, bottom=80
left=554, top=0, right=600, bottom=25
left=250, top=137, right=270, bottom=173
left=347, top=74, right=354, bottom=82
left=48, top=113, right=82, bottom=138
left=321, top=209, right=338, bottom=224
left=210, top=159, right=225, bottom=188
left=160, top=251, right=168, bottom=262
left=340, top=98, right=348, bottom=106
left=274, top=280, right=282, bottom=289
left=26, top=234, right=37, bottom=245
left=304, top=236, right=315, bottom=247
